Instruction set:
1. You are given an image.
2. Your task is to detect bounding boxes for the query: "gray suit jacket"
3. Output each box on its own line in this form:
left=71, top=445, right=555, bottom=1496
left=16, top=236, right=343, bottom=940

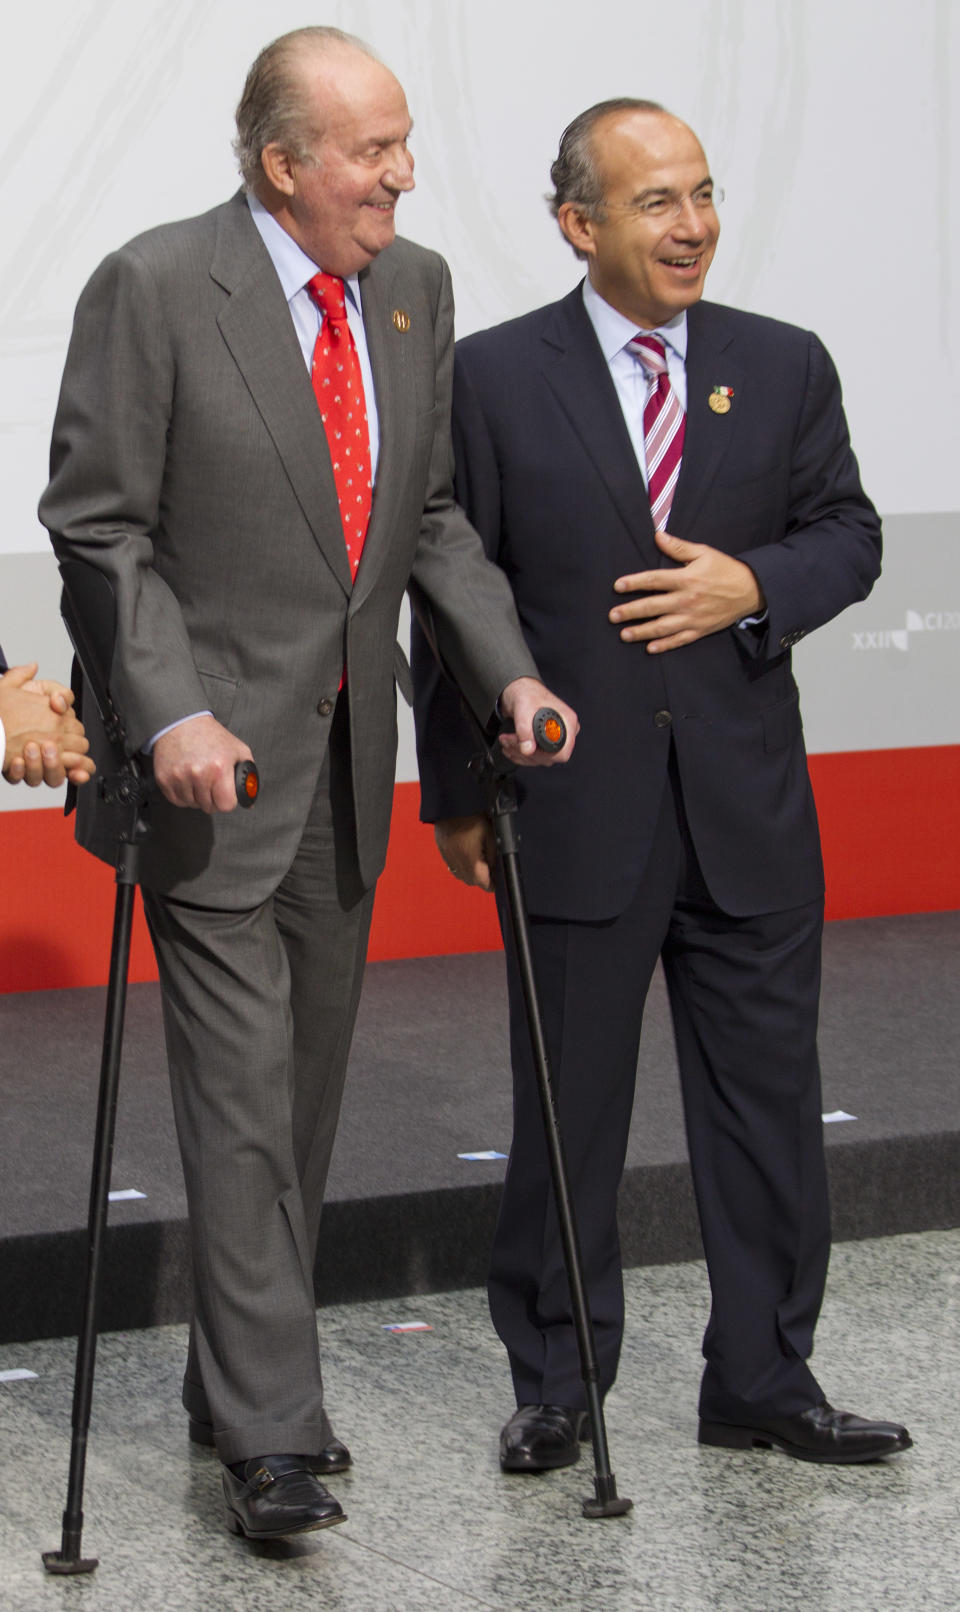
left=40, top=192, right=534, bottom=904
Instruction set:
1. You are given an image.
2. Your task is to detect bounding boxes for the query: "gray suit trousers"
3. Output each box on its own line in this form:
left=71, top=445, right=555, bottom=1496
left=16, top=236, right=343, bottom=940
left=143, top=705, right=375, bottom=1465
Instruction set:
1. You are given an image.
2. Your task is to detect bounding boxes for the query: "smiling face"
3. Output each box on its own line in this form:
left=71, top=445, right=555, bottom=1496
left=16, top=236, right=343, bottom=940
left=259, top=42, right=415, bottom=277
left=560, top=110, right=718, bottom=328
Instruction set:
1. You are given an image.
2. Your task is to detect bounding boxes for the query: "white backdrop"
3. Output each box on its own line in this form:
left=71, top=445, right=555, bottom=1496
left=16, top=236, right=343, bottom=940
left=2, top=0, right=958, bottom=806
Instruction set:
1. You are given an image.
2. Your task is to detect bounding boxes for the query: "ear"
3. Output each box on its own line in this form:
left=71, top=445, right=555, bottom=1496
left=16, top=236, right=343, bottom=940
left=557, top=201, right=597, bottom=259
left=260, top=142, right=297, bottom=198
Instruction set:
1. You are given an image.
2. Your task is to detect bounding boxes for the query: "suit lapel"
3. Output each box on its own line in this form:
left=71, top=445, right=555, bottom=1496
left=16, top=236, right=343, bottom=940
left=351, top=251, right=417, bottom=606
left=211, top=195, right=353, bottom=598
left=540, top=289, right=658, bottom=567
left=670, top=302, right=743, bottom=536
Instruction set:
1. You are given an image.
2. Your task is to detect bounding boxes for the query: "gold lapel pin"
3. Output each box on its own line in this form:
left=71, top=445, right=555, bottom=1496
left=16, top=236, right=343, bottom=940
left=708, top=384, right=734, bottom=415
left=392, top=308, right=411, bottom=333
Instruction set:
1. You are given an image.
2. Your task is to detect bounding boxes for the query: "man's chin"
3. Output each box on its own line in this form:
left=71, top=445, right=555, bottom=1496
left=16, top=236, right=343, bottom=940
left=352, top=222, right=397, bottom=269
left=663, top=285, right=707, bottom=319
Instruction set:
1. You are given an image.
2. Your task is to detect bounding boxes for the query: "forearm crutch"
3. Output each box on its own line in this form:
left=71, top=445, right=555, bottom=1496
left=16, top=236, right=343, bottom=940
left=470, top=710, right=632, bottom=1520
left=42, top=561, right=258, bottom=1575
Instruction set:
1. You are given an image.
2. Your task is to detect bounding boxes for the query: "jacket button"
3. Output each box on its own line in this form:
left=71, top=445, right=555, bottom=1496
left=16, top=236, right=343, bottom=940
left=653, top=709, right=672, bottom=728
left=317, top=697, right=334, bottom=716
left=779, top=629, right=804, bottom=649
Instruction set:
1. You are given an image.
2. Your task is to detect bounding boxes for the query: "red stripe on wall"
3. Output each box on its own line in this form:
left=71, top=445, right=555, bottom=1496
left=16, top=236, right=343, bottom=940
left=366, top=781, right=503, bottom=961
left=808, top=745, right=960, bottom=920
left=2, top=747, right=957, bottom=993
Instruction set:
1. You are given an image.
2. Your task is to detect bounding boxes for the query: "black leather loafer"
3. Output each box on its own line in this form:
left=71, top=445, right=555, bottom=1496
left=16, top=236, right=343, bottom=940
left=311, top=1436, right=352, bottom=1475
left=500, top=1403, right=590, bottom=1471
left=190, top=1417, right=352, bottom=1474
left=699, top=1401, right=913, bottom=1464
left=222, top=1454, right=346, bottom=1539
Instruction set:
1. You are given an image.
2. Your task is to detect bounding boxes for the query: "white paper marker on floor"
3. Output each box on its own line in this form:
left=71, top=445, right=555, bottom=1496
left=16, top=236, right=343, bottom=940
left=457, top=1150, right=507, bottom=1161
left=822, top=1111, right=858, bottom=1124
left=382, top=1322, right=434, bottom=1333
left=0, top=1369, right=39, bottom=1382
left=108, top=1188, right=147, bottom=1201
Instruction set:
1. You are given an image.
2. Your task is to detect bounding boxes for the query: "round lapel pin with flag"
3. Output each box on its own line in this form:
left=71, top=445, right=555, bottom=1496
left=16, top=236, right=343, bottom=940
left=708, top=385, right=734, bottom=415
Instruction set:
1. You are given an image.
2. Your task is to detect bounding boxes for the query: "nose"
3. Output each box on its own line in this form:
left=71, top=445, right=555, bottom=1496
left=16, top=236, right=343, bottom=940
left=672, top=196, right=708, bottom=239
left=385, top=144, right=415, bottom=194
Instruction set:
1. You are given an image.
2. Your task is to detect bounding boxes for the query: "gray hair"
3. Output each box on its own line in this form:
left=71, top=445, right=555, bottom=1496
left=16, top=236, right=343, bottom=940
left=548, top=97, right=666, bottom=257
left=234, top=26, right=379, bottom=189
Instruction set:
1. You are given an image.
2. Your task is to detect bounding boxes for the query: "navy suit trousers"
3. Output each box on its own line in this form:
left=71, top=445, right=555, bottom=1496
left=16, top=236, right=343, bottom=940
left=491, top=750, right=829, bottom=1421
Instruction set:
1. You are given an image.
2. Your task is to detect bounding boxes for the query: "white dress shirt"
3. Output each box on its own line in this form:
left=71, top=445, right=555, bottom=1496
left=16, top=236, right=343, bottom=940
left=582, top=277, right=687, bottom=489
left=581, top=277, right=765, bottom=628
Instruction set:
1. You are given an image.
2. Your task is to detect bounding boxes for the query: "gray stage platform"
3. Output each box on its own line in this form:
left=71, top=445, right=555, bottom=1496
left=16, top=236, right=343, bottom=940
left=1, top=911, right=958, bottom=1344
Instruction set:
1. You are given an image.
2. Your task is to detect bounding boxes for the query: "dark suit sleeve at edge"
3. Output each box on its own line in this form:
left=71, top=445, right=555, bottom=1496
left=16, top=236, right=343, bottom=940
left=739, top=331, right=882, bottom=658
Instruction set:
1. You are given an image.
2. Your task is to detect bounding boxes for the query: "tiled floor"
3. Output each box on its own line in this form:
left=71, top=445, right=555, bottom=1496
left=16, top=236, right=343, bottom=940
left=2, top=1228, right=956, bottom=1611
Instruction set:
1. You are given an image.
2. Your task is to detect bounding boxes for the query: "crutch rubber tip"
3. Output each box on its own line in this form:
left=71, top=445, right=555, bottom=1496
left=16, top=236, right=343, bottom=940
left=582, top=1479, right=633, bottom=1518
left=42, top=1551, right=99, bottom=1575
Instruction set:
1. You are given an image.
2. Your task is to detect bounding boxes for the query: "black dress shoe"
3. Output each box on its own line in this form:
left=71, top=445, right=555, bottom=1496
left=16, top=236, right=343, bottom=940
left=222, top=1454, right=346, bottom=1539
left=190, top=1417, right=352, bottom=1474
left=500, top=1404, right=590, bottom=1471
left=311, top=1436, right=352, bottom=1475
left=699, top=1401, right=913, bottom=1464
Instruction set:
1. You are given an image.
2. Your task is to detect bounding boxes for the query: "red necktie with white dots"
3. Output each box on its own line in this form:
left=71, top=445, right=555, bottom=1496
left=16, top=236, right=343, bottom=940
left=306, top=273, right=372, bottom=581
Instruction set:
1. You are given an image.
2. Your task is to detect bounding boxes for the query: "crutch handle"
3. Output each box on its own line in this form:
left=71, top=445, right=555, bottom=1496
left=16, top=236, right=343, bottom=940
left=532, top=707, right=567, bottom=753
left=234, top=759, right=259, bottom=807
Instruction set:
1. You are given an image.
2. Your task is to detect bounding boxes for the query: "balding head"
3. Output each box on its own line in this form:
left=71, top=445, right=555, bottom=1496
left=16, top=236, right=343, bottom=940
left=245, top=29, right=415, bottom=277
left=234, top=26, right=380, bottom=191
left=555, top=104, right=719, bottom=327
left=548, top=97, right=666, bottom=253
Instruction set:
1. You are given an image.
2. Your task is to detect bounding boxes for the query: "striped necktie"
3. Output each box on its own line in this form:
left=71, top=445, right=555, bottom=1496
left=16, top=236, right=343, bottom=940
left=629, top=334, right=685, bottom=532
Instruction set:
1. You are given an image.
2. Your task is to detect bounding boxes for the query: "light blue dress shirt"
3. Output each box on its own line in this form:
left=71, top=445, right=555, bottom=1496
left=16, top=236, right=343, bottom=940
left=247, top=190, right=380, bottom=479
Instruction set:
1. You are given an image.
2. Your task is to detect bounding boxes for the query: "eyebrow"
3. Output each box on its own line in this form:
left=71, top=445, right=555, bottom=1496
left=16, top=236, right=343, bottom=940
left=362, top=119, right=414, bottom=147
left=632, top=174, right=713, bottom=202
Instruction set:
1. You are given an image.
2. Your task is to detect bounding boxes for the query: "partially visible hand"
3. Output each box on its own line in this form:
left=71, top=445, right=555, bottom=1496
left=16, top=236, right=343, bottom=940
left=12, top=739, right=96, bottom=789
left=152, top=715, right=252, bottom=813
left=435, top=814, right=497, bottom=892
left=609, top=529, right=765, bottom=652
left=22, top=676, right=76, bottom=713
left=1, top=664, right=96, bottom=788
left=498, top=677, right=579, bottom=766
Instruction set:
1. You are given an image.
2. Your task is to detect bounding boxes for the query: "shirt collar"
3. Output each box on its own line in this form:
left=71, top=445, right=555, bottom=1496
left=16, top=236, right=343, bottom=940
left=582, top=276, right=687, bottom=363
left=246, top=190, right=362, bottom=312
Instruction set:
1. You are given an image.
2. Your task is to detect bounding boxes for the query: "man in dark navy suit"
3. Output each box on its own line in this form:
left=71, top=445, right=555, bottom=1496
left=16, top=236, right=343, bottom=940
left=414, top=99, right=911, bottom=1469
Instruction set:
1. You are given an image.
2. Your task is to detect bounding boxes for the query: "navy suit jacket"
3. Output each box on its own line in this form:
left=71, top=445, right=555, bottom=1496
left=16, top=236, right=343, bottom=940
left=413, top=287, right=882, bottom=922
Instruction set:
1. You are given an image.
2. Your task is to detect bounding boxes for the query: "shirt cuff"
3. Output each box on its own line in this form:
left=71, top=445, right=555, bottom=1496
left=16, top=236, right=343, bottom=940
left=145, top=711, right=212, bottom=753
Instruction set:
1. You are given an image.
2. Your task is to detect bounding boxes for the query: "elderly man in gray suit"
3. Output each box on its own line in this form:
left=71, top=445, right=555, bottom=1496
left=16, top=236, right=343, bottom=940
left=40, top=27, right=576, bottom=1541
